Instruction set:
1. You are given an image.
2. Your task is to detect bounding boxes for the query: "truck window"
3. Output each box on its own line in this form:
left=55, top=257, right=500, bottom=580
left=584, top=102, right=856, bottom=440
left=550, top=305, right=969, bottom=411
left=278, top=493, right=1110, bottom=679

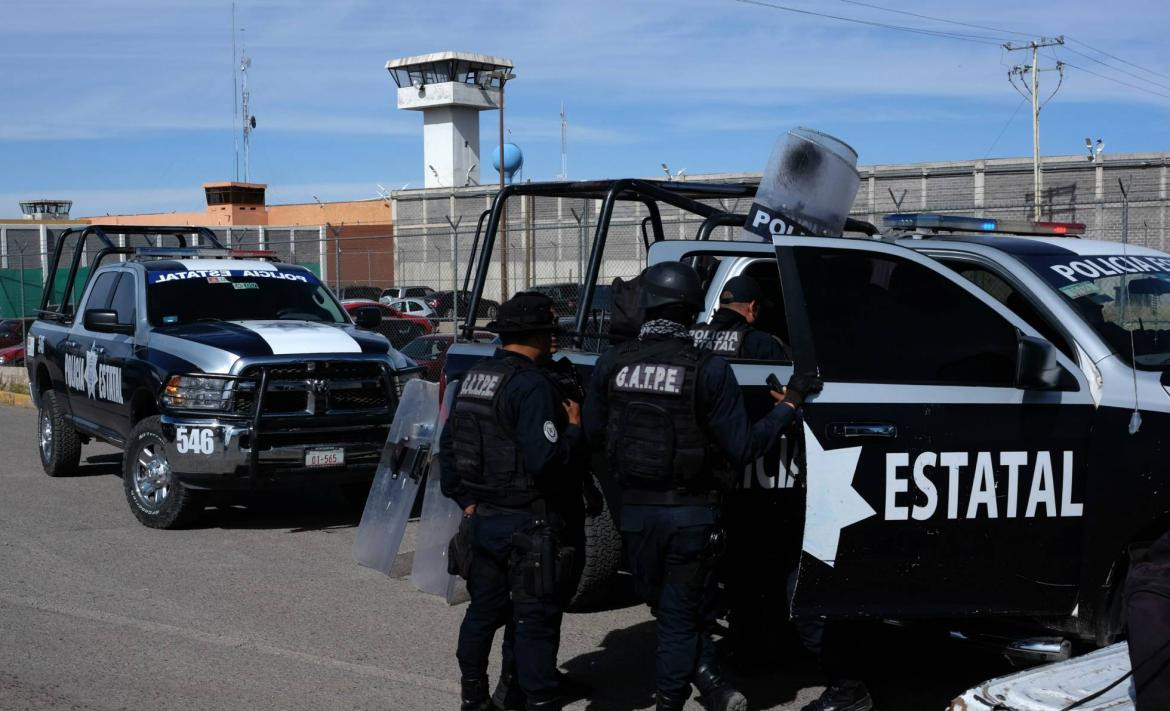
left=110, top=273, right=137, bottom=326
left=81, top=272, right=120, bottom=314
left=795, top=249, right=1018, bottom=385
left=941, top=260, right=1074, bottom=360
left=146, top=270, right=346, bottom=327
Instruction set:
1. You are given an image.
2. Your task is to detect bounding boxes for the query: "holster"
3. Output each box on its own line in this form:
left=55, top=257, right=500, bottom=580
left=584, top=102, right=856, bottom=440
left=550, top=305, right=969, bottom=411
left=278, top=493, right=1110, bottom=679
left=447, top=515, right=475, bottom=579
left=512, top=526, right=576, bottom=599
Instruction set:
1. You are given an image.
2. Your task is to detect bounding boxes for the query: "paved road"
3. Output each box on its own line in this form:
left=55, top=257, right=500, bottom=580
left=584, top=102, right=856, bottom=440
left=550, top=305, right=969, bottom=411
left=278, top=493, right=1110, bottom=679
left=0, top=405, right=1012, bottom=710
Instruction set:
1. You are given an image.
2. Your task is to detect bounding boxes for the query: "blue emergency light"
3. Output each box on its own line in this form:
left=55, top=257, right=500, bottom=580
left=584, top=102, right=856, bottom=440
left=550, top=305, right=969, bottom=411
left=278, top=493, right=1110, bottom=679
left=882, top=213, right=1084, bottom=237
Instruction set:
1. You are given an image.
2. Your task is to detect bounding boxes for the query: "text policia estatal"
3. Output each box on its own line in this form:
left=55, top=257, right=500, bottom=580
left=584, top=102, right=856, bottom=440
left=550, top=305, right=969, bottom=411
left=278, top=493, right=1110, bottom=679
left=1049, top=255, right=1170, bottom=282
left=884, top=450, right=1082, bottom=521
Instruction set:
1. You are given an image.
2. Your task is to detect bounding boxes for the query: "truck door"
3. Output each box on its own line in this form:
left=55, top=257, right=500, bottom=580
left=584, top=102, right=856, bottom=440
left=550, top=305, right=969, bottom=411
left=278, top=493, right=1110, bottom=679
left=87, top=272, right=137, bottom=435
left=62, top=270, right=121, bottom=433
left=775, top=237, right=1095, bottom=620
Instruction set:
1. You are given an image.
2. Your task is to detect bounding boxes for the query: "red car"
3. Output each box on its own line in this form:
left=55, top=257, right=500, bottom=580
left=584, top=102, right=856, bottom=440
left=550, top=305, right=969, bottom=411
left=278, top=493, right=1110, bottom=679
left=400, top=332, right=496, bottom=381
left=341, top=300, right=434, bottom=350
left=0, top=342, right=25, bottom=366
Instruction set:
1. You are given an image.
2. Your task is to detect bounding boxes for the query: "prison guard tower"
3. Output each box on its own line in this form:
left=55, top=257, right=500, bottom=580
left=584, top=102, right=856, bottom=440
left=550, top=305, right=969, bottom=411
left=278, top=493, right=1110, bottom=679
left=386, top=51, right=513, bottom=189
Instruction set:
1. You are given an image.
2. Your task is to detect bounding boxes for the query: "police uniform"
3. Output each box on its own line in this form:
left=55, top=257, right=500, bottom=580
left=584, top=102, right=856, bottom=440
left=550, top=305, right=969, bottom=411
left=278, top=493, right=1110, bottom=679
left=582, top=262, right=813, bottom=711
left=691, top=275, right=790, bottom=361
left=439, top=293, right=585, bottom=711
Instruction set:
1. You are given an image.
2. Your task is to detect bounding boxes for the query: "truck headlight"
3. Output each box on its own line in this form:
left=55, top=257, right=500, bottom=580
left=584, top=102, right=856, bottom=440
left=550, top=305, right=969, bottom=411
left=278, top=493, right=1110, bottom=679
left=162, top=374, right=235, bottom=411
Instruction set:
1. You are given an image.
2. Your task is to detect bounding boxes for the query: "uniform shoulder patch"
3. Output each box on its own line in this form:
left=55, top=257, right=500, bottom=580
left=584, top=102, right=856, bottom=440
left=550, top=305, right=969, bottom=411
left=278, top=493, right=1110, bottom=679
left=543, top=421, right=558, bottom=443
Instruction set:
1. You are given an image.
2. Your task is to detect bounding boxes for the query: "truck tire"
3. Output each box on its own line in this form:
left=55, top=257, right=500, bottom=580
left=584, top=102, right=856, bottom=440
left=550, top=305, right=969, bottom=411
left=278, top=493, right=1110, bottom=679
left=569, top=499, right=623, bottom=611
left=38, top=390, right=81, bottom=477
left=122, top=416, right=203, bottom=529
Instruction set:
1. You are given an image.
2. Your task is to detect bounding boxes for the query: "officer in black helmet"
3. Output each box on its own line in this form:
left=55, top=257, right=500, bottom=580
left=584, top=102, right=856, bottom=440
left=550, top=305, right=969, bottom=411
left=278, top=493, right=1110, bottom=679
left=691, top=274, right=790, bottom=360
left=583, top=262, right=823, bottom=711
left=440, top=291, right=589, bottom=711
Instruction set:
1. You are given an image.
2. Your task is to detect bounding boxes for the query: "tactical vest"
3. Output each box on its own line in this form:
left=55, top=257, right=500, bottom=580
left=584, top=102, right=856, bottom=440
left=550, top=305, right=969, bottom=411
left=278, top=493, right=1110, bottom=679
left=691, top=322, right=750, bottom=357
left=449, top=357, right=539, bottom=508
left=605, top=337, right=715, bottom=494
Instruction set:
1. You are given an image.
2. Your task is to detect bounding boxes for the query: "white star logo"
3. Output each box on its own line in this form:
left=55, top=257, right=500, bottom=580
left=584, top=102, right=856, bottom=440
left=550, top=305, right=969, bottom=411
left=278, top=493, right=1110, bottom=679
left=802, top=422, right=876, bottom=568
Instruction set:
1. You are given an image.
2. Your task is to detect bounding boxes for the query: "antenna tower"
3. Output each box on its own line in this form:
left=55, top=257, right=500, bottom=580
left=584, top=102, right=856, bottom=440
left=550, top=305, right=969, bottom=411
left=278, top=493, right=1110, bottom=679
left=240, top=46, right=254, bottom=182
left=559, top=103, right=568, bottom=180
left=232, top=2, right=239, bottom=181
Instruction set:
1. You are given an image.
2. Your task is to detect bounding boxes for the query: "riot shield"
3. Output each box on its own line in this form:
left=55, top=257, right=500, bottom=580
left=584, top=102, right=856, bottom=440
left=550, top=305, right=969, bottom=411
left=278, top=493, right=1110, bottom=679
left=410, top=382, right=470, bottom=604
left=353, top=379, right=440, bottom=576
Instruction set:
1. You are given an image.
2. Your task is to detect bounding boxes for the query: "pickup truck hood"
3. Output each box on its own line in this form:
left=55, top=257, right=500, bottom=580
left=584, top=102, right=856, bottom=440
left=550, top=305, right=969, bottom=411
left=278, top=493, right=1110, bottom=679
left=146, top=320, right=403, bottom=374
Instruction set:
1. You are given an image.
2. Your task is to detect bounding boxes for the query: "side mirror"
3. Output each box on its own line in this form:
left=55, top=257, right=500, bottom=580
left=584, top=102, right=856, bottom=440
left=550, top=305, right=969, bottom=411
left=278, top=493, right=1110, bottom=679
left=353, top=306, right=382, bottom=330
left=1015, top=335, right=1060, bottom=390
left=84, top=309, right=133, bottom=335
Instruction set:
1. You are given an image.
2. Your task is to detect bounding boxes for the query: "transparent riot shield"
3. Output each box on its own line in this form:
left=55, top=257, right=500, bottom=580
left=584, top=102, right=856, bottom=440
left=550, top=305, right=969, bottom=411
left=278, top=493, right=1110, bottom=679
left=353, top=379, right=440, bottom=576
left=410, top=382, right=470, bottom=604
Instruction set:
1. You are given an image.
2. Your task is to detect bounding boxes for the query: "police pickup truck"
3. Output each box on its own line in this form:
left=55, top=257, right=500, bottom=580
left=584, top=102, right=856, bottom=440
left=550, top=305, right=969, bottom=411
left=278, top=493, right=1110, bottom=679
left=27, top=226, right=415, bottom=529
left=440, top=179, right=1170, bottom=651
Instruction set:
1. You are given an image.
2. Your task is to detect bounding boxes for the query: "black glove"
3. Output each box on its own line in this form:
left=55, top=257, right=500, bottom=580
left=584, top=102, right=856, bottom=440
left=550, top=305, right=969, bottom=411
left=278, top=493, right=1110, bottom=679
left=784, top=373, right=824, bottom=408
left=582, top=477, right=605, bottom=516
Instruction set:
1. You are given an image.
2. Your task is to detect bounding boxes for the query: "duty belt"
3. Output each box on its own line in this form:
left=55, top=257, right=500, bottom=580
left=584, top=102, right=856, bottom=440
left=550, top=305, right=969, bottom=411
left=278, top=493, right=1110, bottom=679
left=621, top=490, right=718, bottom=507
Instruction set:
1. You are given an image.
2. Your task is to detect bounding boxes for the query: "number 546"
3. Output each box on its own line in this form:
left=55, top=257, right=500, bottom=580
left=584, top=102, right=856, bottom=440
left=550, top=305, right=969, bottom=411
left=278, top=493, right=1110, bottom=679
left=175, top=426, right=215, bottom=455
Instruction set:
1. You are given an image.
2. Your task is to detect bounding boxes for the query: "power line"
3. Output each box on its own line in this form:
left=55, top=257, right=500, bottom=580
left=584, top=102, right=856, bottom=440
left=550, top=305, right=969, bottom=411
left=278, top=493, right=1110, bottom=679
left=1066, top=36, right=1170, bottom=84
left=836, top=0, right=1030, bottom=39
left=1059, top=58, right=1170, bottom=102
left=1059, top=44, right=1170, bottom=94
left=983, top=96, right=1027, bottom=159
left=731, top=0, right=1007, bottom=46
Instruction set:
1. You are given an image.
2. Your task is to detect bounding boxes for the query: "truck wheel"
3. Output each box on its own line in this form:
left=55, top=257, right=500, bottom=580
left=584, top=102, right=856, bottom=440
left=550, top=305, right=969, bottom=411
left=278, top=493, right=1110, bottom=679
left=122, top=416, right=202, bottom=529
left=569, top=498, right=623, bottom=611
left=38, top=390, right=81, bottom=477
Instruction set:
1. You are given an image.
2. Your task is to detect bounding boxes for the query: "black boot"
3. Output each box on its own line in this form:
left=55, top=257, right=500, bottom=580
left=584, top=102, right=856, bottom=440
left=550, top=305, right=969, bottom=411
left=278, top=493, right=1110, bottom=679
left=655, top=688, right=691, bottom=711
left=694, top=665, right=748, bottom=711
left=491, top=670, right=525, bottom=711
left=524, top=696, right=563, bottom=711
left=461, top=676, right=492, bottom=711
left=555, top=672, right=591, bottom=702
left=799, top=679, right=873, bottom=711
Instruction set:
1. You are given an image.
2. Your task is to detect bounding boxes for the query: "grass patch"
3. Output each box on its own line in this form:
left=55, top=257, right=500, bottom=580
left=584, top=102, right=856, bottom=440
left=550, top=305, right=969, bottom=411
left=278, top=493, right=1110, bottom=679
left=0, top=380, right=30, bottom=396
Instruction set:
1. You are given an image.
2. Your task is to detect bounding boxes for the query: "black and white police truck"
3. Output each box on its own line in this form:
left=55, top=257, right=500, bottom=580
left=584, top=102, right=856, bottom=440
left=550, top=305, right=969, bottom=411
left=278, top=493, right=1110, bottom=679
left=27, top=226, right=416, bottom=529
left=438, top=179, right=1170, bottom=651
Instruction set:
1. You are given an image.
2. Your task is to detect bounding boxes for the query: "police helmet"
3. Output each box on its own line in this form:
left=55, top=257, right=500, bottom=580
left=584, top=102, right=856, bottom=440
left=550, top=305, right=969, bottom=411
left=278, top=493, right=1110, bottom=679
left=485, top=291, right=558, bottom=334
left=640, top=261, right=705, bottom=311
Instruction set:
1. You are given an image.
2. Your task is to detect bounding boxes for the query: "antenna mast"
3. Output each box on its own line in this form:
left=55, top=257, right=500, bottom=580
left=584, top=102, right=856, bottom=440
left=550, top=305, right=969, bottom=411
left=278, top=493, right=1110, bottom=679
left=240, top=46, right=253, bottom=182
left=232, top=1, right=239, bottom=181
left=559, top=103, right=568, bottom=180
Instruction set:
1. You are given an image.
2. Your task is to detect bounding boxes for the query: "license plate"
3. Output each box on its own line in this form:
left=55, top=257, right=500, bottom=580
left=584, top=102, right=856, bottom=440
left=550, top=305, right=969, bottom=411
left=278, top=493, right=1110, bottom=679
left=305, top=448, right=345, bottom=468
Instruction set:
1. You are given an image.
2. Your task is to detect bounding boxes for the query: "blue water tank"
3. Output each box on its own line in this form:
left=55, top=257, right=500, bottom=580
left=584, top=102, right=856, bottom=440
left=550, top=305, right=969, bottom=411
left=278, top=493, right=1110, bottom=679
left=491, top=143, right=523, bottom=183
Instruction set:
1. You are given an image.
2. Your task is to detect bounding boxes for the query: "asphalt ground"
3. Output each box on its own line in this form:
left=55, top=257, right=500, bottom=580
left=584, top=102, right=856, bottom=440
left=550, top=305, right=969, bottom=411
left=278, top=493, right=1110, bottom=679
left=0, top=405, right=1018, bottom=711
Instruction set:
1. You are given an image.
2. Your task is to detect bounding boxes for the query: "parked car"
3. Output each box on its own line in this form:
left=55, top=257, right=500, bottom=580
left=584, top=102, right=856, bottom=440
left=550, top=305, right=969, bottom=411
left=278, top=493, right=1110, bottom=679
left=337, top=285, right=383, bottom=301
left=425, top=290, right=500, bottom=319
left=399, top=331, right=496, bottom=381
left=556, top=284, right=612, bottom=352
left=341, top=299, right=433, bottom=349
left=388, top=298, right=439, bottom=326
left=529, top=282, right=581, bottom=316
left=380, top=285, right=435, bottom=303
left=0, top=318, right=34, bottom=349
left=0, top=342, right=25, bottom=366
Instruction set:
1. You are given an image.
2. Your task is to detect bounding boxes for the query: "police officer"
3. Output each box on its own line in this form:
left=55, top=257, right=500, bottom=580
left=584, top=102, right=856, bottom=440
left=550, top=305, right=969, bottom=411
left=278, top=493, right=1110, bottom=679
left=691, top=275, right=790, bottom=360
left=583, top=262, right=823, bottom=711
left=439, top=291, right=588, bottom=711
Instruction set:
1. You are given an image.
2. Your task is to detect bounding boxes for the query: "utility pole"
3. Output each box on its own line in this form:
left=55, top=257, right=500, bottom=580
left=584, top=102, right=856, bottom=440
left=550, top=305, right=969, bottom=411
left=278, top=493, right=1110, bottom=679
left=1005, top=36, right=1064, bottom=220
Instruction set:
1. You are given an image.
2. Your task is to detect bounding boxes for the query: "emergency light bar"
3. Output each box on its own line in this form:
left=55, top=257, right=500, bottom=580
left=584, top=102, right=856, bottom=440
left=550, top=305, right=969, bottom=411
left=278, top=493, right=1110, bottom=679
left=133, top=247, right=279, bottom=260
left=883, top=213, right=1085, bottom=237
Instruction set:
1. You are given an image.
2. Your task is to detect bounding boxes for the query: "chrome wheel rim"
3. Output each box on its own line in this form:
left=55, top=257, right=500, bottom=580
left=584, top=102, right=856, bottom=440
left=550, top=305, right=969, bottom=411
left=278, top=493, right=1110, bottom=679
left=39, top=410, right=53, bottom=462
left=133, top=442, right=172, bottom=511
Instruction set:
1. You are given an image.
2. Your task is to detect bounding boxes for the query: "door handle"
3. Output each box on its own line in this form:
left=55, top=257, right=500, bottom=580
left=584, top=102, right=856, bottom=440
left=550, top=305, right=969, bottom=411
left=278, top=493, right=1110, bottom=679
left=830, top=422, right=898, bottom=438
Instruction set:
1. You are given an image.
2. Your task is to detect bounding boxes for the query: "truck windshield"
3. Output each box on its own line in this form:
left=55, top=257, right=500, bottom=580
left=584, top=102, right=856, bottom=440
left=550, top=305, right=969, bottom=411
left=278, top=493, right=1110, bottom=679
left=1024, top=253, right=1170, bottom=369
left=146, top=268, right=346, bottom=326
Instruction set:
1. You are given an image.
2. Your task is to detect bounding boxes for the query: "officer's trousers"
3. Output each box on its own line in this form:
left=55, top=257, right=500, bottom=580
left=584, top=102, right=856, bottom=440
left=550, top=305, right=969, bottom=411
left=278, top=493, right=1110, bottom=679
left=456, top=510, right=564, bottom=701
left=620, top=503, right=719, bottom=696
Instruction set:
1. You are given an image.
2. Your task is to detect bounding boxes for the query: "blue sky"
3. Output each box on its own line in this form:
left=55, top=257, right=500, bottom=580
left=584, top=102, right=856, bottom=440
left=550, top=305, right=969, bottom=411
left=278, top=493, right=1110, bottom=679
left=2, top=0, right=1169, bottom=217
